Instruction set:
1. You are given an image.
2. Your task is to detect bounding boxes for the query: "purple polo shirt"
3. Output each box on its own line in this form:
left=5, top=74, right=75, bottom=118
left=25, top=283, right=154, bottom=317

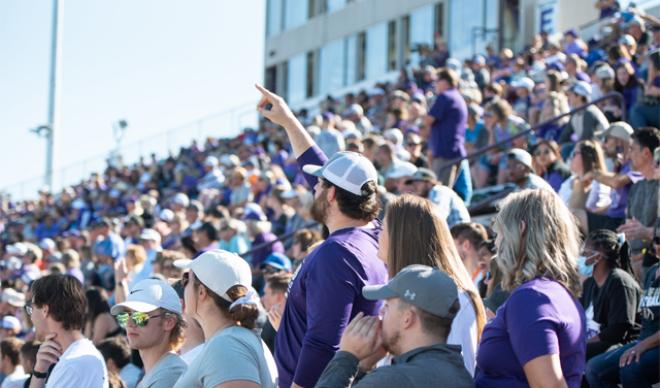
left=274, top=145, right=388, bottom=388
left=475, top=277, right=586, bottom=388
left=606, top=161, right=643, bottom=219
left=429, top=88, right=467, bottom=159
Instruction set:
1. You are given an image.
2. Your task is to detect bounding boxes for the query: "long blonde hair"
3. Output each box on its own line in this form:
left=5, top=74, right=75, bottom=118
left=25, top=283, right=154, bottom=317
left=494, top=189, right=582, bottom=297
left=385, top=194, right=486, bottom=340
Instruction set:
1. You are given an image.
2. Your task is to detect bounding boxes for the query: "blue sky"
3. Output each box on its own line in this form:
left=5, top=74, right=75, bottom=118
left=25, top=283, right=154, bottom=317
left=0, top=0, right=265, bottom=199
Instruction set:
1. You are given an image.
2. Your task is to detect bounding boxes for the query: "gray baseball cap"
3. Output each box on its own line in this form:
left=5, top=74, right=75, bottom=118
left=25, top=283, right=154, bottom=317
left=362, top=264, right=458, bottom=318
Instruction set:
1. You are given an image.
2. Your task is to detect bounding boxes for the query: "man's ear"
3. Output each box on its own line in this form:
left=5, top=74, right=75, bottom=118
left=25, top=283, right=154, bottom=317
left=326, top=185, right=337, bottom=203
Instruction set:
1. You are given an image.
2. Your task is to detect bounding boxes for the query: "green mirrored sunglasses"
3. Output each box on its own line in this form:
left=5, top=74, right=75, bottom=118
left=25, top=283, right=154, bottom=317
left=115, top=312, right=165, bottom=328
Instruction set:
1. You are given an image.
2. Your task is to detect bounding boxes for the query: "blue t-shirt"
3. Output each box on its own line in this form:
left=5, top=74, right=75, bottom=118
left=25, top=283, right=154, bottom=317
left=428, top=88, right=467, bottom=159
left=274, top=145, right=388, bottom=388
left=475, top=277, right=586, bottom=388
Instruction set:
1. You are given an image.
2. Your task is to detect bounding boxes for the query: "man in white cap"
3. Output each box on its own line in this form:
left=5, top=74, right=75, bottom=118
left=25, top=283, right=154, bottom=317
left=256, top=84, right=388, bottom=388
left=506, top=148, right=554, bottom=191
left=560, top=80, right=609, bottom=145
left=511, top=77, right=535, bottom=120
left=197, top=156, right=225, bottom=192
left=0, top=290, right=25, bottom=317
left=170, top=193, right=189, bottom=213
left=0, top=316, right=22, bottom=340
left=111, top=279, right=186, bottom=388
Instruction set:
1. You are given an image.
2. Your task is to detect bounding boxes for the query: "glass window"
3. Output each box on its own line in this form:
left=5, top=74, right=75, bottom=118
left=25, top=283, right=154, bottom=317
left=409, top=4, right=434, bottom=67
left=366, top=22, right=388, bottom=80
left=306, top=50, right=318, bottom=98
left=357, top=32, right=366, bottom=82
left=319, top=39, right=345, bottom=96
left=266, top=0, right=283, bottom=37
left=288, top=53, right=306, bottom=105
left=327, top=0, right=346, bottom=13
left=344, top=35, right=357, bottom=86
left=284, top=0, right=308, bottom=30
left=401, top=15, right=411, bottom=67
left=387, top=20, right=397, bottom=71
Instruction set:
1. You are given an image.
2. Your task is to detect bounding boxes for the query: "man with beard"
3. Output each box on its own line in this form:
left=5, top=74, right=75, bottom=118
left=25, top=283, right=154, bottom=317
left=255, top=84, right=388, bottom=388
left=315, top=265, right=474, bottom=387
left=405, top=168, right=470, bottom=228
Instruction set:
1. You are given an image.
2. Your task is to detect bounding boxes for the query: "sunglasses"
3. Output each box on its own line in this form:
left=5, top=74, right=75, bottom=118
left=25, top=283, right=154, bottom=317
left=182, top=271, right=190, bottom=288
left=534, top=148, right=551, bottom=156
left=24, top=301, right=33, bottom=316
left=406, top=142, right=420, bottom=147
left=115, top=311, right=167, bottom=328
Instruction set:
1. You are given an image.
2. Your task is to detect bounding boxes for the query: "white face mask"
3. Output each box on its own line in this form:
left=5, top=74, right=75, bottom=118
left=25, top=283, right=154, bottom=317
left=577, top=252, right=599, bottom=277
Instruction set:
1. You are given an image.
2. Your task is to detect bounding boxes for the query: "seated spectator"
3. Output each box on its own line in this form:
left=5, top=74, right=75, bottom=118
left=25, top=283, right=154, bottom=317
left=617, top=127, right=660, bottom=280
left=260, top=272, right=292, bottom=354
left=243, top=204, right=284, bottom=270
left=586, top=253, right=659, bottom=387
left=465, top=103, right=487, bottom=157
left=451, top=222, right=490, bottom=296
left=594, top=64, right=622, bottom=121
left=404, top=133, right=429, bottom=168
left=559, top=81, right=609, bottom=149
left=96, top=337, right=142, bottom=388
left=0, top=337, right=27, bottom=388
left=18, top=341, right=39, bottom=388
left=404, top=168, right=470, bottom=228
left=630, top=50, right=660, bottom=129
left=266, top=187, right=295, bottom=237
left=579, top=230, right=641, bottom=361
left=511, top=77, right=534, bottom=120
left=218, top=219, right=249, bottom=255
left=586, top=122, right=640, bottom=231
left=533, top=140, right=571, bottom=192
left=475, top=189, right=585, bottom=388
left=315, top=265, right=474, bottom=387
left=111, top=278, right=187, bottom=388
left=174, top=250, right=278, bottom=387
left=288, top=229, right=322, bottom=268
left=0, top=317, right=21, bottom=341
left=614, top=61, right=642, bottom=114
left=152, top=250, right=185, bottom=280
left=260, top=252, right=292, bottom=276
left=60, top=249, right=84, bottom=284
left=536, top=70, right=570, bottom=141
left=379, top=194, right=485, bottom=375
left=315, top=113, right=346, bottom=158
left=84, top=287, right=122, bottom=344
left=192, top=221, right=219, bottom=257
left=506, top=148, right=554, bottom=191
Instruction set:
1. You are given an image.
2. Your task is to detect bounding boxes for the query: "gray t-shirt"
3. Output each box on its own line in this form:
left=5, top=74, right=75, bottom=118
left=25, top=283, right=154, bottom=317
left=137, top=353, right=187, bottom=388
left=173, top=326, right=278, bottom=388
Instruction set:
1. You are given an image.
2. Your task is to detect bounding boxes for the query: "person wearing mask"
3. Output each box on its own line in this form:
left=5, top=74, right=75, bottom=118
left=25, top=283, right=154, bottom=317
left=111, top=278, right=186, bottom=388
left=378, top=195, right=486, bottom=375
left=506, top=149, right=554, bottom=191
left=96, top=337, right=143, bottom=388
left=533, top=140, right=571, bottom=193
left=474, top=189, right=586, bottom=388
left=404, top=168, right=470, bottom=228
left=315, top=265, right=474, bottom=387
left=174, top=250, right=278, bottom=387
left=27, top=275, right=108, bottom=388
left=585, top=232, right=660, bottom=388
left=255, top=84, right=388, bottom=388
left=423, top=68, right=468, bottom=186
left=578, top=229, right=641, bottom=361
left=0, top=337, right=27, bottom=388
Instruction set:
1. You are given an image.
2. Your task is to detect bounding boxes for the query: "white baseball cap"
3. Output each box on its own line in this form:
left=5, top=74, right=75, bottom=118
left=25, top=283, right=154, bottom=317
left=159, top=209, right=175, bottom=223
left=139, top=228, right=162, bottom=244
left=569, top=81, right=592, bottom=100
left=386, top=161, right=418, bottom=180
left=511, top=77, right=535, bottom=92
left=6, top=243, right=27, bottom=257
left=111, top=278, right=182, bottom=315
left=302, top=151, right=378, bottom=196
left=39, top=238, right=56, bottom=251
left=1, top=288, right=26, bottom=307
left=172, top=193, right=189, bottom=207
left=1, top=316, right=21, bottom=331
left=174, top=249, right=251, bottom=302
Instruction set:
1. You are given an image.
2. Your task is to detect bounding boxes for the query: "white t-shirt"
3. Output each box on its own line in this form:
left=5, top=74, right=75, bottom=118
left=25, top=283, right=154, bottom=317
left=173, top=326, right=277, bottom=388
left=1, top=366, right=28, bottom=388
left=46, top=338, right=108, bottom=388
left=447, top=291, right=478, bottom=376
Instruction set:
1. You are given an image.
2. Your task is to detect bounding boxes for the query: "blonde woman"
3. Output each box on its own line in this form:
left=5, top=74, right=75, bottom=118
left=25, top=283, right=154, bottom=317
left=378, top=194, right=486, bottom=375
left=475, top=189, right=586, bottom=388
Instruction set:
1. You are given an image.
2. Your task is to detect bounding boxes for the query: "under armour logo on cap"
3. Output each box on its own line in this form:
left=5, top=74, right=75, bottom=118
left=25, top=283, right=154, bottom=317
left=404, top=289, right=416, bottom=300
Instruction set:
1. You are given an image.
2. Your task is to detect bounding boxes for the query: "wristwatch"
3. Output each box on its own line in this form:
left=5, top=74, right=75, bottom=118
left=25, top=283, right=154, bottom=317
left=32, top=369, right=48, bottom=379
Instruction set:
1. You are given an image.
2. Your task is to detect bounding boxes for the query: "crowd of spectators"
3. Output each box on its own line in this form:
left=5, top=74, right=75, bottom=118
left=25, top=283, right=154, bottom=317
left=0, top=2, right=658, bottom=387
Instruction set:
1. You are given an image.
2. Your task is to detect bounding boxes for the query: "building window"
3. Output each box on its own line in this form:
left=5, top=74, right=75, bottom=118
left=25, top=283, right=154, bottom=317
left=265, top=65, right=278, bottom=95
left=401, top=15, right=411, bottom=67
left=387, top=20, right=397, bottom=71
left=319, top=39, right=344, bottom=96
left=326, top=0, right=346, bottom=13
left=366, top=22, right=388, bottom=81
left=284, top=0, right=308, bottom=31
left=266, top=0, right=283, bottom=37
left=409, top=4, right=435, bottom=67
left=344, top=35, right=357, bottom=86
left=306, top=50, right=318, bottom=98
left=288, top=53, right=306, bottom=105
left=434, top=2, right=445, bottom=37
left=357, top=32, right=366, bottom=81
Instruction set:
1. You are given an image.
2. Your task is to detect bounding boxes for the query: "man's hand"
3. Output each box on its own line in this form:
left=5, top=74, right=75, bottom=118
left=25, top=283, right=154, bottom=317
left=34, top=334, right=61, bottom=374
left=339, top=313, right=384, bottom=361
left=267, top=303, right=284, bottom=331
left=617, top=218, right=652, bottom=241
left=256, top=84, right=297, bottom=128
left=619, top=341, right=648, bottom=366
left=114, top=257, right=128, bottom=284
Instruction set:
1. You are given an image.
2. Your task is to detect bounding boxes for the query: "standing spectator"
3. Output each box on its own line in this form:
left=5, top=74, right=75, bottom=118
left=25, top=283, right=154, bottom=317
left=111, top=279, right=186, bottom=388
left=475, top=189, right=586, bottom=388
left=27, top=275, right=108, bottom=387
left=315, top=265, right=474, bottom=388
left=379, top=195, right=486, bottom=375
left=0, top=337, right=27, bottom=388
left=174, top=250, right=278, bottom=387
left=256, top=84, right=388, bottom=388
left=533, top=140, right=571, bottom=192
left=579, top=229, right=641, bottom=361
left=405, top=168, right=470, bottom=228
left=423, top=68, right=468, bottom=186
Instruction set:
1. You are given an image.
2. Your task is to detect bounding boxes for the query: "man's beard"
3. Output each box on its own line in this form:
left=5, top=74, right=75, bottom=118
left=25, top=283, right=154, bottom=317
left=310, top=191, right=330, bottom=226
left=381, top=328, right=401, bottom=355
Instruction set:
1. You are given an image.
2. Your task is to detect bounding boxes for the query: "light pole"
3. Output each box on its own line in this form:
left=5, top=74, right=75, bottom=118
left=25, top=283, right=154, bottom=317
left=108, top=119, right=128, bottom=167
left=44, top=0, right=62, bottom=190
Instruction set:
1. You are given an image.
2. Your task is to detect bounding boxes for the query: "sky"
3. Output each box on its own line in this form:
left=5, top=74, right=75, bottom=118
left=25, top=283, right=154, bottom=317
left=0, top=0, right=265, bottom=199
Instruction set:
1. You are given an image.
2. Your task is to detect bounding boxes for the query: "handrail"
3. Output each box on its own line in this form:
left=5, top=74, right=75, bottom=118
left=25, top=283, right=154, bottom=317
left=240, top=221, right=319, bottom=259
left=437, top=92, right=626, bottom=172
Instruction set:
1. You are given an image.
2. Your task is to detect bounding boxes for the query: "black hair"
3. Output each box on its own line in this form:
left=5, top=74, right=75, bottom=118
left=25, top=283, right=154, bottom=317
left=321, top=180, right=380, bottom=221
left=631, top=127, right=660, bottom=155
left=86, top=287, right=111, bottom=323
left=196, top=222, right=218, bottom=242
left=586, top=229, right=634, bottom=275
left=96, top=337, right=131, bottom=370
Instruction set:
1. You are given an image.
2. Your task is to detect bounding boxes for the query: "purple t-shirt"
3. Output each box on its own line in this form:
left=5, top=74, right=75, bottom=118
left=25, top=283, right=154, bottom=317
left=475, top=277, right=586, bottom=388
left=429, top=88, right=467, bottom=159
left=274, top=145, right=388, bottom=388
left=251, top=232, right=284, bottom=267
left=606, top=161, right=643, bottom=218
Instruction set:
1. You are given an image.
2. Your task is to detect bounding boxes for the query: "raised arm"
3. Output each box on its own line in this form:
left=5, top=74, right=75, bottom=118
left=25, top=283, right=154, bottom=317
left=255, top=84, right=315, bottom=158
